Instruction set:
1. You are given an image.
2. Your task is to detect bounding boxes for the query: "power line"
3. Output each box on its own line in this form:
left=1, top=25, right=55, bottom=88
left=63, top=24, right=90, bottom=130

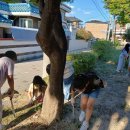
left=93, top=0, right=109, bottom=20
left=91, top=0, right=108, bottom=21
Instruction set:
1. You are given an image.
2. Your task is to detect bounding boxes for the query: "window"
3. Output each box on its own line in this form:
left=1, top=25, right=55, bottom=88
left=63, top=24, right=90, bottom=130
left=19, top=18, right=33, bottom=28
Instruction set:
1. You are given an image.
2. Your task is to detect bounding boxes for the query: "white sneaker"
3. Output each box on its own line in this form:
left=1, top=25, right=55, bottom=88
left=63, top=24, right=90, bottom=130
left=80, top=120, right=89, bottom=130
left=79, top=111, right=85, bottom=122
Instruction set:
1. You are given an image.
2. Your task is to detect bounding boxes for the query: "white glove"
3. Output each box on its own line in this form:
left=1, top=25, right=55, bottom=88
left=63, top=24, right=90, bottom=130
left=71, top=98, right=75, bottom=105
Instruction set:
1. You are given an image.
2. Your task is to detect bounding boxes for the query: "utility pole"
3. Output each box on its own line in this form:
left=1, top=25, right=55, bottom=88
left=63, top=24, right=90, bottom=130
left=107, top=15, right=112, bottom=41
left=112, top=15, right=116, bottom=44
left=113, top=15, right=116, bottom=43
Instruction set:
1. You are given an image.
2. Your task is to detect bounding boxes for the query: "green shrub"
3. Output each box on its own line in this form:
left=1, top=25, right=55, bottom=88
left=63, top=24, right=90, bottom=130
left=92, top=40, right=114, bottom=61
left=67, top=52, right=97, bottom=74
left=76, top=28, right=93, bottom=41
left=114, top=38, right=120, bottom=47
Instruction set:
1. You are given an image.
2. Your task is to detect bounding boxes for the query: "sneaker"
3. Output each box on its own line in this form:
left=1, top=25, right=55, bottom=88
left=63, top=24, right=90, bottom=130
left=79, top=111, right=85, bottom=122
left=80, top=120, right=89, bottom=130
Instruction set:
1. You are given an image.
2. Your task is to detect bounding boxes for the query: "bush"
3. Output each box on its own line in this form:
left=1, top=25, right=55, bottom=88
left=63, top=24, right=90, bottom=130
left=67, top=52, right=97, bottom=74
left=76, top=28, right=93, bottom=41
left=114, top=38, right=120, bottom=47
left=92, top=40, right=115, bottom=61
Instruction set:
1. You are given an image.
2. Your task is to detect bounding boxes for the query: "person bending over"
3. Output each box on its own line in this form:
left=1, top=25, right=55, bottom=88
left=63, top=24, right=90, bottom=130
left=28, top=75, right=47, bottom=105
left=0, top=51, right=17, bottom=130
left=70, top=72, right=106, bottom=130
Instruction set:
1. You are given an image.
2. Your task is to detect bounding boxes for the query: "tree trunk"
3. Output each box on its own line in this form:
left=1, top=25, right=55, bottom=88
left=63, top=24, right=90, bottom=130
left=36, top=0, right=68, bottom=124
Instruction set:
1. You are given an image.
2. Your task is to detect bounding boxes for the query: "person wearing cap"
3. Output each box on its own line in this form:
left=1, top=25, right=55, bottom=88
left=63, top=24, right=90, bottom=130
left=0, top=50, right=17, bottom=130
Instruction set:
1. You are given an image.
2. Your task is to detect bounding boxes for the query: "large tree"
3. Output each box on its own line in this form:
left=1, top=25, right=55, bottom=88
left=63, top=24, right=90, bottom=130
left=104, top=0, right=130, bottom=26
left=36, top=0, right=73, bottom=124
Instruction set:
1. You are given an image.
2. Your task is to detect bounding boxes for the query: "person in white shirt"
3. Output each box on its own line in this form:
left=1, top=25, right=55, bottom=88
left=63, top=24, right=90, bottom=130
left=28, top=75, right=47, bottom=105
left=116, top=42, right=130, bottom=73
left=0, top=50, right=17, bottom=130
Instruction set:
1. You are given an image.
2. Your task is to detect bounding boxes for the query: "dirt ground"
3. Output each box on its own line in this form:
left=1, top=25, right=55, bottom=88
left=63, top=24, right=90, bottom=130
left=2, top=59, right=130, bottom=130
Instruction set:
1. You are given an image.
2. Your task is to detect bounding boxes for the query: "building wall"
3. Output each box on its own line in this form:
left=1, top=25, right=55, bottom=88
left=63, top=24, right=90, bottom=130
left=11, top=27, right=37, bottom=40
left=85, top=23, right=108, bottom=39
left=0, top=28, right=3, bottom=38
left=72, top=21, right=79, bottom=28
left=115, top=23, right=126, bottom=35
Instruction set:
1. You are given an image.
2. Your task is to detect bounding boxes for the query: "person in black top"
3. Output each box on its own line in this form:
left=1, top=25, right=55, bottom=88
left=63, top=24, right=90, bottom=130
left=70, top=72, right=106, bottom=130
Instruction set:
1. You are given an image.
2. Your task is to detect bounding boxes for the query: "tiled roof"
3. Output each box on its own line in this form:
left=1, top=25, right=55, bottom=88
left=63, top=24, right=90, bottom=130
left=0, top=1, right=10, bottom=13
left=9, top=3, right=39, bottom=14
left=66, top=17, right=82, bottom=22
left=0, top=2, right=71, bottom=17
left=86, top=20, right=108, bottom=24
left=0, top=14, right=12, bottom=24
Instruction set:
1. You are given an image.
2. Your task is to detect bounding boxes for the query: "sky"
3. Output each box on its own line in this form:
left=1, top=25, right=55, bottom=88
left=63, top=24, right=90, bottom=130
left=65, top=0, right=110, bottom=25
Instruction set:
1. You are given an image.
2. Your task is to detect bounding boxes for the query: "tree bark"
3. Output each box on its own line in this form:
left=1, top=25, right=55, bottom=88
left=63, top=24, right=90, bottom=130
left=36, top=0, right=68, bottom=124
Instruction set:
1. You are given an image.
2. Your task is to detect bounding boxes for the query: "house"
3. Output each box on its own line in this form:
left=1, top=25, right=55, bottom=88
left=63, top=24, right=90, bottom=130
left=0, top=1, right=71, bottom=61
left=85, top=20, right=109, bottom=39
left=9, top=3, right=40, bottom=29
left=66, top=16, right=82, bottom=40
left=0, top=1, right=71, bottom=40
left=66, top=16, right=83, bottom=30
left=114, top=23, right=126, bottom=42
left=0, top=1, right=12, bottom=39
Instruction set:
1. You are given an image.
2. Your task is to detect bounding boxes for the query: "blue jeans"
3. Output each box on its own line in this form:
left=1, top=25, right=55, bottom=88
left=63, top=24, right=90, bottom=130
left=81, top=89, right=100, bottom=99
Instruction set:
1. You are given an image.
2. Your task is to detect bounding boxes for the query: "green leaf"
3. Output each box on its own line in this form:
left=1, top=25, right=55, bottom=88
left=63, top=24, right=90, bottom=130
left=104, top=0, right=130, bottom=25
